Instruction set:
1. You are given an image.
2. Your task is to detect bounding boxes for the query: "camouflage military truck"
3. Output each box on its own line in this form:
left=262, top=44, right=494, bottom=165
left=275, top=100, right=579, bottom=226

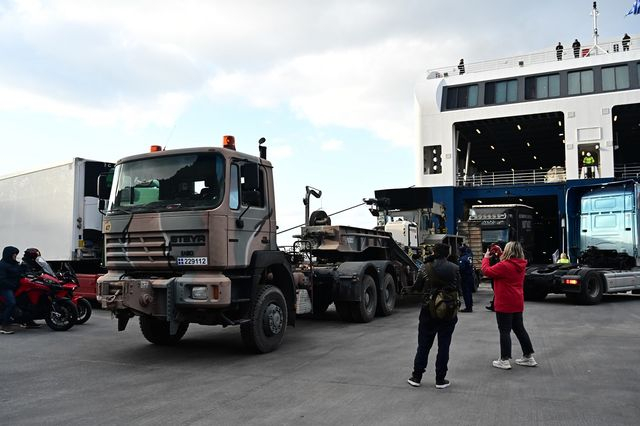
left=97, top=137, right=417, bottom=353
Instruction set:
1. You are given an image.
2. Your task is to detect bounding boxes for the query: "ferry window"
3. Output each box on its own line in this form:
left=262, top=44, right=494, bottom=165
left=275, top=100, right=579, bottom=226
left=568, top=70, right=594, bottom=95
left=602, top=65, right=629, bottom=91
left=423, top=145, right=442, bottom=175
left=485, top=79, right=517, bottom=104
left=446, top=84, right=478, bottom=109
left=525, top=74, right=560, bottom=99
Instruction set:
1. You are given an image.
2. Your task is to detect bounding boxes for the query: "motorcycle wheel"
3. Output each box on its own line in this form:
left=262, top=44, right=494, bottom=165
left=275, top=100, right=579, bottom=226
left=75, top=298, right=92, bottom=324
left=45, top=300, right=78, bottom=331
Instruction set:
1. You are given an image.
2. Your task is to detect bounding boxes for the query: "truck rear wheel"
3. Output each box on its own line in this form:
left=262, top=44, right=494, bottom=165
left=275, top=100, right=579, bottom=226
left=139, top=316, right=189, bottom=345
left=576, top=273, right=604, bottom=305
left=350, top=274, right=377, bottom=323
left=241, top=285, right=287, bottom=354
left=376, top=273, right=396, bottom=316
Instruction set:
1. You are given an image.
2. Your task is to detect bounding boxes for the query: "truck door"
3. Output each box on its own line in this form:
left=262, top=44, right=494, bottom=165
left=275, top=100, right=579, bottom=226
left=227, top=162, right=274, bottom=267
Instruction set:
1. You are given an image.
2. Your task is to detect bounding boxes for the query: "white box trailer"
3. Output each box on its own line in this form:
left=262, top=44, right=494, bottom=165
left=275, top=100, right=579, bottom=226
left=0, top=158, right=114, bottom=298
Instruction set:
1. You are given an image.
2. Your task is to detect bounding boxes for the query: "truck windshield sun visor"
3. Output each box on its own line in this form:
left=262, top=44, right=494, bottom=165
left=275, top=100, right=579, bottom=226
left=108, top=153, right=226, bottom=213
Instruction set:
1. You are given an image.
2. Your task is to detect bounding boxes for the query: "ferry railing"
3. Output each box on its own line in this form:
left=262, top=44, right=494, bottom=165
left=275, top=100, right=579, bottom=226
left=615, top=163, right=640, bottom=179
left=427, top=36, right=639, bottom=79
left=457, top=168, right=566, bottom=187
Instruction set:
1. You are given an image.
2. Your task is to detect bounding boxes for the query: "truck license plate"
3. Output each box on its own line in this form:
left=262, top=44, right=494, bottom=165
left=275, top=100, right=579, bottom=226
left=176, top=257, right=208, bottom=265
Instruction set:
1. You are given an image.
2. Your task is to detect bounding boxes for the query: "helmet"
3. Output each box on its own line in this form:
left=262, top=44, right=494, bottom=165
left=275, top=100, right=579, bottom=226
left=23, top=247, right=41, bottom=262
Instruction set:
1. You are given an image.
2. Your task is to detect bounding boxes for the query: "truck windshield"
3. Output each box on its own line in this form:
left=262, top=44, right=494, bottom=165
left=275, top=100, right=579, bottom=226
left=108, top=153, right=225, bottom=212
left=481, top=229, right=509, bottom=245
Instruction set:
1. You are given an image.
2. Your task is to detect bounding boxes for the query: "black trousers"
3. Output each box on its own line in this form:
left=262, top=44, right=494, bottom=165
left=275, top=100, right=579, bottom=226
left=496, top=311, right=534, bottom=359
left=461, top=275, right=474, bottom=309
left=412, top=306, right=457, bottom=381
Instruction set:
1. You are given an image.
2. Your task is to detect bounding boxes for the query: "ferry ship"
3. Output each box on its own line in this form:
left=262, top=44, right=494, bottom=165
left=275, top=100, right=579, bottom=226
left=414, top=23, right=640, bottom=263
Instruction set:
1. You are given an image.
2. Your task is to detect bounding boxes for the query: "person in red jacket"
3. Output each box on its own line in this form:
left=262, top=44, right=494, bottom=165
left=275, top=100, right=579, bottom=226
left=481, top=241, right=537, bottom=369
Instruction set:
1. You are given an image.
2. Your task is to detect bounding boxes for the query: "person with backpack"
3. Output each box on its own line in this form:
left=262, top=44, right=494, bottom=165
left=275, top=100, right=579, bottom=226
left=408, top=243, right=461, bottom=389
left=482, top=241, right=537, bottom=370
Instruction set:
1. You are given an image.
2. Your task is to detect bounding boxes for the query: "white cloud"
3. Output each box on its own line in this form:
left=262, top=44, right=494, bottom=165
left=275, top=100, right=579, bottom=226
left=0, top=0, right=635, bottom=142
left=321, top=139, right=344, bottom=151
left=268, top=145, right=294, bottom=161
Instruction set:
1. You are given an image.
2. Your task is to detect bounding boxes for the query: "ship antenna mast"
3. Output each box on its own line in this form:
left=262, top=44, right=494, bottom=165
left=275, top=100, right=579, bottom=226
left=588, top=1, right=607, bottom=55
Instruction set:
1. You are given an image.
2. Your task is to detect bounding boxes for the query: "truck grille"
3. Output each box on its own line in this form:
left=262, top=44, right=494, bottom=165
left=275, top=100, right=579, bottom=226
left=105, top=233, right=169, bottom=264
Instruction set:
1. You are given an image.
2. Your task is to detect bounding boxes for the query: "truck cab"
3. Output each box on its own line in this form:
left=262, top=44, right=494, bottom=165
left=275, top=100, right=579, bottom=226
left=468, top=204, right=535, bottom=261
left=97, top=137, right=295, bottom=353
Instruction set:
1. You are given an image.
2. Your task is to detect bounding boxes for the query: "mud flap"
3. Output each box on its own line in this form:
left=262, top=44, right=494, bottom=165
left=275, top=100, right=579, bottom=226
left=117, top=314, right=130, bottom=331
left=165, top=279, right=181, bottom=335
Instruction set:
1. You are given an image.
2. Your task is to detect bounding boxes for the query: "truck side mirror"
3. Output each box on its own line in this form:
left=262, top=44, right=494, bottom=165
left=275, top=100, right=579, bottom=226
left=97, top=171, right=114, bottom=199
left=241, top=163, right=259, bottom=191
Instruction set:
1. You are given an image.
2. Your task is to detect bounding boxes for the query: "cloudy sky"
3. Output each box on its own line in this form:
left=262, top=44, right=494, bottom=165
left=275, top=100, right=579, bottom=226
left=0, top=0, right=637, bottom=244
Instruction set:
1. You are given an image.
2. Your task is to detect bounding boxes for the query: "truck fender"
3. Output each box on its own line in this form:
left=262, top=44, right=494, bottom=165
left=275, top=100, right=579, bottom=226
left=367, top=260, right=398, bottom=290
left=578, top=268, right=608, bottom=293
left=333, top=261, right=380, bottom=302
left=249, top=251, right=296, bottom=325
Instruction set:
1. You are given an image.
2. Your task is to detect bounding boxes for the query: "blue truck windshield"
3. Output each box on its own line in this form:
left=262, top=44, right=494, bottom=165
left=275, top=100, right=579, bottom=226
left=108, top=153, right=225, bottom=212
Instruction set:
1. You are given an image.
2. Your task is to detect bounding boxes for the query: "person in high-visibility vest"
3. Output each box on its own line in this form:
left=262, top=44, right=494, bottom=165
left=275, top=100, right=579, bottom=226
left=557, top=253, right=570, bottom=264
left=582, top=152, right=598, bottom=178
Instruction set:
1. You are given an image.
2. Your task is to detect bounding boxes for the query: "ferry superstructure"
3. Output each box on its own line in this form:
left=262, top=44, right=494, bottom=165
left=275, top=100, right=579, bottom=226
left=414, top=34, right=640, bottom=262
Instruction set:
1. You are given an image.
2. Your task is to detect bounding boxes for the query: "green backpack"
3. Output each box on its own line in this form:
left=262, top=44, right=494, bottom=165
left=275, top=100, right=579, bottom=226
left=423, top=263, right=461, bottom=320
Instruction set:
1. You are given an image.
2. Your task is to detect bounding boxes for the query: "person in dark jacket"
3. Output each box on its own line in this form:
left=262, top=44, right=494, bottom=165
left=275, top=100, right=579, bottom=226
left=622, top=33, right=630, bottom=51
left=572, top=39, right=581, bottom=58
left=556, top=42, right=563, bottom=60
left=482, top=241, right=537, bottom=370
left=408, top=243, right=461, bottom=389
left=458, top=244, right=474, bottom=312
left=18, top=248, right=43, bottom=328
left=0, top=246, right=21, bottom=334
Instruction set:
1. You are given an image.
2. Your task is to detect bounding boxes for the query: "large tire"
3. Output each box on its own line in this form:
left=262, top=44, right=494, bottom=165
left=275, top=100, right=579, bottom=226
left=334, top=301, right=353, bottom=322
left=75, top=298, right=92, bottom=325
left=139, top=315, right=189, bottom=345
left=577, top=273, right=604, bottom=305
left=350, top=274, right=377, bottom=323
left=45, top=299, right=78, bottom=331
left=241, top=285, right=288, bottom=354
left=376, top=273, right=396, bottom=316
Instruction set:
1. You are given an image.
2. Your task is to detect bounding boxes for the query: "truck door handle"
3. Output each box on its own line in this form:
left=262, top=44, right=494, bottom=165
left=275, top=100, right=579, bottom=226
left=261, top=237, right=270, bottom=244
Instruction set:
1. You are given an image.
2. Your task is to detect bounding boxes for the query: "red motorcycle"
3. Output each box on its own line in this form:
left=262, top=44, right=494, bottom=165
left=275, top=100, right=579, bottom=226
left=0, top=267, right=78, bottom=331
left=55, top=264, right=92, bottom=325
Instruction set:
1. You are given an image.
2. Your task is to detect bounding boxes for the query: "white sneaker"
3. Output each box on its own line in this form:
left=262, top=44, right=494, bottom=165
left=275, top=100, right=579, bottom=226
left=515, top=356, right=538, bottom=367
left=492, top=359, right=512, bottom=370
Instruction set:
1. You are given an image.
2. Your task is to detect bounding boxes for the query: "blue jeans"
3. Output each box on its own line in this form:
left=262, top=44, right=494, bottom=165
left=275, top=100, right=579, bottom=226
left=496, top=312, right=534, bottom=359
left=0, top=288, right=16, bottom=327
left=412, top=306, right=458, bottom=381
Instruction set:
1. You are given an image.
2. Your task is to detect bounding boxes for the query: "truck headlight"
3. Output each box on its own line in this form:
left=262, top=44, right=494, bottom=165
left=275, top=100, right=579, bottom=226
left=191, top=286, right=208, bottom=300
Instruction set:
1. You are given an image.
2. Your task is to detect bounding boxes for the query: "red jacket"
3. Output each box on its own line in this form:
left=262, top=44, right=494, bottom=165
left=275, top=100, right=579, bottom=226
left=481, top=257, right=528, bottom=313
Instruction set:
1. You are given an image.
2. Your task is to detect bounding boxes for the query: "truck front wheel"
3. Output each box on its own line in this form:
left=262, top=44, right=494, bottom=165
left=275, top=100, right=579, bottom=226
left=376, top=273, right=396, bottom=316
left=241, top=285, right=288, bottom=354
left=139, top=316, right=189, bottom=345
left=350, top=274, right=377, bottom=323
left=576, top=273, right=604, bottom=305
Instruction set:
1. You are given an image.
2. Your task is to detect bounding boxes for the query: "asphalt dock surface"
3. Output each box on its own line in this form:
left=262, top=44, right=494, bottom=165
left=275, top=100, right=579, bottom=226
left=1, top=285, right=639, bottom=426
